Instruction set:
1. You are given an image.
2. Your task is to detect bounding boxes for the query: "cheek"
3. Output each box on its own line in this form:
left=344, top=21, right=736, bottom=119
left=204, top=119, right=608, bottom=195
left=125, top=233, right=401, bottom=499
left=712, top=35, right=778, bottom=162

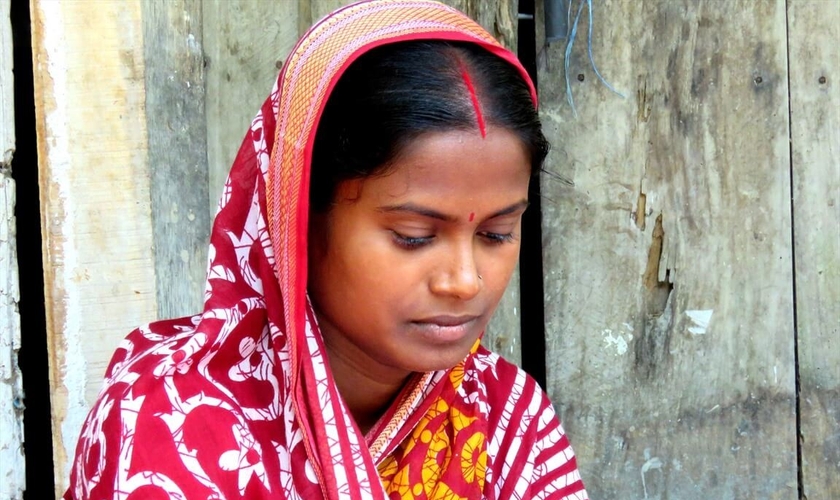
left=326, top=224, right=417, bottom=299
left=482, top=243, right=522, bottom=293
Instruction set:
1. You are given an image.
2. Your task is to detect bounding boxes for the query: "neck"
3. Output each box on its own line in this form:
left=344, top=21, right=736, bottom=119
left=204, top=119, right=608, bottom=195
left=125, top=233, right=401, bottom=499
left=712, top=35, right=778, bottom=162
left=317, top=320, right=412, bottom=435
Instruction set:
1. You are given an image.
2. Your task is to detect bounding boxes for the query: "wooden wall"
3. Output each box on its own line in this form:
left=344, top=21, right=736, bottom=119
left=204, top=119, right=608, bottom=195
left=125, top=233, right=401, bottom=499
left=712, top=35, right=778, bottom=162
left=29, top=0, right=839, bottom=497
left=32, top=1, right=521, bottom=495
left=788, top=1, right=840, bottom=497
left=0, top=1, right=24, bottom=497
left=537, top=0, right=838, bottom=498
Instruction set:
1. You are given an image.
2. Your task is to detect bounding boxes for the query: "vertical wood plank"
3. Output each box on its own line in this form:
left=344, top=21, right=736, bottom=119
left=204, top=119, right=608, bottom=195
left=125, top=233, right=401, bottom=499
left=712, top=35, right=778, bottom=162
left=0, top=1, right=24, bottom=497
left=143, top=0, right=211, bottom=318
left=204, top=0, right=300, bottom=209
left=788, top=1, right=840, bottom=498
left=0, top=0, right=10, bottom=158
left=538, top=1, right=797, bottom=497
left=30, top=1, right=157, bottom=493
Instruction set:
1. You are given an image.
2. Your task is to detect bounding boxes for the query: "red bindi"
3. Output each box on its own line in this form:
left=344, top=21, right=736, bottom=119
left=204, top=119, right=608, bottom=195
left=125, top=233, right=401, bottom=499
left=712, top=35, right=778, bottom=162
left=469, top=212, right=475, bottom=222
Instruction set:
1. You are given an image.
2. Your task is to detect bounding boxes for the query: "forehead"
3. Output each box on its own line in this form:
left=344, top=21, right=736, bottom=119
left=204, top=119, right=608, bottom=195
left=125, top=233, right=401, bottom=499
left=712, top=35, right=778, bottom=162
left=342, top=128, right=531, bottom=207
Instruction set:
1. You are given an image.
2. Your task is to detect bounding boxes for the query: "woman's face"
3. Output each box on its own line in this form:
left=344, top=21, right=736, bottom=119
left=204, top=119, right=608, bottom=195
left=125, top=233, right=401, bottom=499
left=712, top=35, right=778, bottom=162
left=307, top=127, right=531, bottom=381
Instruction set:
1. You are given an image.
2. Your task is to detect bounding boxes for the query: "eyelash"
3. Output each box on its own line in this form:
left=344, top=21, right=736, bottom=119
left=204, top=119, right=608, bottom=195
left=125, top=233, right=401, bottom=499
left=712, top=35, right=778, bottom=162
left=482, top=232, right=516, bottom=244
left=392, top=231, right=515, bottom=250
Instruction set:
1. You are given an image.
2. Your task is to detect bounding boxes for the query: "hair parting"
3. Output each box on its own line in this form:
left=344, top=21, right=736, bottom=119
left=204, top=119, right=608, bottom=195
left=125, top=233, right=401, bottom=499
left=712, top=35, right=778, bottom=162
left=456, top=58, right=487, bottom=138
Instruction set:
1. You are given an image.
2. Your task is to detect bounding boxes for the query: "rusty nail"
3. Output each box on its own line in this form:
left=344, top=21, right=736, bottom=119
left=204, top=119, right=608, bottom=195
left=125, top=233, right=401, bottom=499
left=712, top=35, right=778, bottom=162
left=577, top=73, right=585, bottom=82
left=819, top=76, right=827, bottom=84
left=754, top=76, right=763, bottom=84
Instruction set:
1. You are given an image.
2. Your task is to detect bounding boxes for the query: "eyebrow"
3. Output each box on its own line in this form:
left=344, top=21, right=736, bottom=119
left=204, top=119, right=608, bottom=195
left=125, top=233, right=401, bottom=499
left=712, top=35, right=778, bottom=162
left=377, top=200, right=530, bottom=222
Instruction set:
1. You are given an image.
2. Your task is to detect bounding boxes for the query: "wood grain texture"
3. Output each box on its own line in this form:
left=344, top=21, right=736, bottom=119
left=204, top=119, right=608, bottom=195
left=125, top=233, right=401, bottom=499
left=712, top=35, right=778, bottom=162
left=143, top=0, right=211, bottom=318
left=537, top=1, right=797, bottom=497
left=204, top=0, right=299, bottom=209
left=0, top=177, right=22, bottom=500
left=30, top=1, right=158, bottom=493
left=788, top=1, right=840, bottom=498
left=0, top=0, right=10, bottom=161
left=0, top=2, right=24, bottom=497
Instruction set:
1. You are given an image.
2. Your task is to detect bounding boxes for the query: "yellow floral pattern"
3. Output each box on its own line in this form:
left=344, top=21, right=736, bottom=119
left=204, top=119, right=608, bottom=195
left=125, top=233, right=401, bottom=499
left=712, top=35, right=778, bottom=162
left=379, top=351, right=487, bottom=499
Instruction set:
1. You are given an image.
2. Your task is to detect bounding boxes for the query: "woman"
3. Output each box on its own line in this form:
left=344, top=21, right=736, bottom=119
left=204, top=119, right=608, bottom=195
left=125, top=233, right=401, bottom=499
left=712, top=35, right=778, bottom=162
left=65, top=1, right=587, bottom=498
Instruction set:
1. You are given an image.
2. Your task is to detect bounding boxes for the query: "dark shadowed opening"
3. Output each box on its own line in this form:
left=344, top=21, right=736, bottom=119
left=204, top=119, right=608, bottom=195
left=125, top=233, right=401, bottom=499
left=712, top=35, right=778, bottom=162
left=11, top=0, right=56, bottom=497
left=517, top=0, right=547, bottom=389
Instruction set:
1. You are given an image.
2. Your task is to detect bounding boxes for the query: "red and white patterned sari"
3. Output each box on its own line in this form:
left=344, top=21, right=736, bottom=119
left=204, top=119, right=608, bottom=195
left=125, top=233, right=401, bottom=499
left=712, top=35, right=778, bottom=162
left=64, top=1, right=587, bottom=498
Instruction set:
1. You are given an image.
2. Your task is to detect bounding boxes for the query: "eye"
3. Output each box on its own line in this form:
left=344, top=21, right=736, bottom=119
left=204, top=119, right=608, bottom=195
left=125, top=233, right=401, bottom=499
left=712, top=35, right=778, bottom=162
left=479, top=232, right=516, bottom=245
left=392, top=231, right=434, bottom=250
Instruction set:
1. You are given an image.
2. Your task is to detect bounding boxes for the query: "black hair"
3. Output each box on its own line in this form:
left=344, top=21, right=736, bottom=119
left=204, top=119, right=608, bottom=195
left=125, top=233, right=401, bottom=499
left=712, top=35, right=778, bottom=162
left=310, top=40, right=549, bottom=212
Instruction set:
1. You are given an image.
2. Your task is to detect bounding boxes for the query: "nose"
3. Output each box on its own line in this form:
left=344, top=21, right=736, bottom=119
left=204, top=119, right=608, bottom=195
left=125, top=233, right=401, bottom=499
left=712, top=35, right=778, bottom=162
left=429, top=240, right=482, bottom=300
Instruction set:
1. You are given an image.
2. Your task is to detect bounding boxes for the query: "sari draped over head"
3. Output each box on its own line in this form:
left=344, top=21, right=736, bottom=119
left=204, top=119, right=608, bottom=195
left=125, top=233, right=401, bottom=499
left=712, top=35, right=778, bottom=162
left=65, top=1, right=587, bottom=499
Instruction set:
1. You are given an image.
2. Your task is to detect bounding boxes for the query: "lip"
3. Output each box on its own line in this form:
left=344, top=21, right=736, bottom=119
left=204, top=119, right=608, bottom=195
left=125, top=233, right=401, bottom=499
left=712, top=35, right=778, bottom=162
left=410, top=315, right=480, bottom=343
left=414, top=314, right=480, bottom=327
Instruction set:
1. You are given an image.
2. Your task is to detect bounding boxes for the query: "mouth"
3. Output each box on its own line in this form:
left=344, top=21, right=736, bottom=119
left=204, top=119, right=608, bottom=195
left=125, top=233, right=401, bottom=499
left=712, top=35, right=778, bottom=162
left=410, top=315, right=481, bottom=343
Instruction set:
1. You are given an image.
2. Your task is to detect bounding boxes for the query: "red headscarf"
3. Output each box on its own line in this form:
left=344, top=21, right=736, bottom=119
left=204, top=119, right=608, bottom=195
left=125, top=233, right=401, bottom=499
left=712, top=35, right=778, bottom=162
left=65, top=1, right=587, bottom=498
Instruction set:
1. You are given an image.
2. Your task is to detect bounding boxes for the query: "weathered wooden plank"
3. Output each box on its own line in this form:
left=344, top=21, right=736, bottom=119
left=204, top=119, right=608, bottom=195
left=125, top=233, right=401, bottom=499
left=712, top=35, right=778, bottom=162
left=0, top=2, right=24, bottom=497
left=204, top=0, right=300, bottom=209
left=30, top=1, right=158, bottom=494
left=0, top=0, right=10, bottom=161
left=788, top=1, right=840, bottom=498
left=0, top=178, right=22, bottom=500
left=538, top=1, right=797, bottom=497
left=143, top=0, right=211, bottom=318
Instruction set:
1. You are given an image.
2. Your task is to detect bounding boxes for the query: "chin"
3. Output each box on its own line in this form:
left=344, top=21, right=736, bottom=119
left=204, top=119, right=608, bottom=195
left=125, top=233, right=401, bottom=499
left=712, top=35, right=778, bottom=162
left=398, top=340, right=477, bottom=373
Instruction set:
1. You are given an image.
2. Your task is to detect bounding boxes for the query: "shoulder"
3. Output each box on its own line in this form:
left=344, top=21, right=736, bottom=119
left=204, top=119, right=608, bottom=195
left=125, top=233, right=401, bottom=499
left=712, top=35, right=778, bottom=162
left=65, top=316, right=251, bottom=499
left=465, top=346, right=551, bottom=420
left=466, top=346, right=588, bottom=499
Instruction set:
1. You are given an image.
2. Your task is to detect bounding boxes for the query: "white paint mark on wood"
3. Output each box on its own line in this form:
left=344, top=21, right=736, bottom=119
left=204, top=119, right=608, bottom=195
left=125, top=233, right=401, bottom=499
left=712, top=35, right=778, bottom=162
left=685, top=309, right=713, bottom=335
left=641, top=449, right=664, bottom=499
left=602, top=326, right=633, bottom=356
left=0, top=2, right=23, bottom=497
